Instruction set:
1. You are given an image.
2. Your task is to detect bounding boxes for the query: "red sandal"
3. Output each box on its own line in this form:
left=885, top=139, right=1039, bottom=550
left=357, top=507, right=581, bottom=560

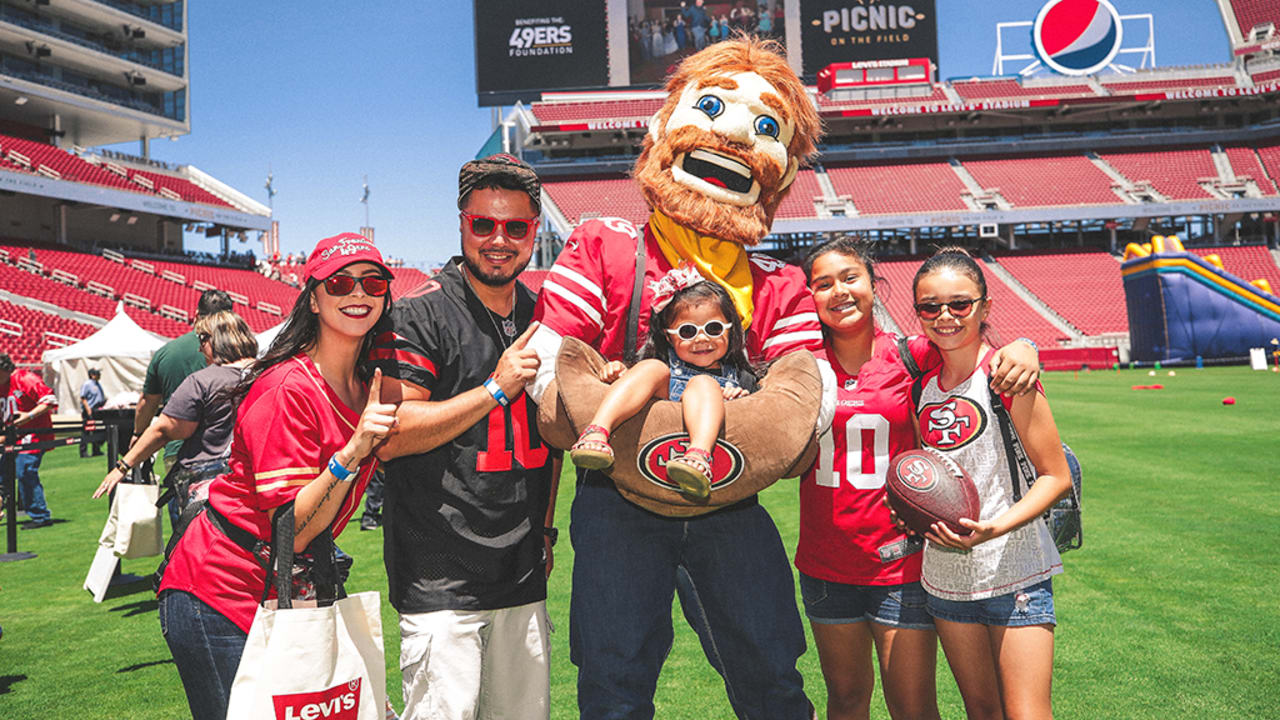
left=666, top=446, right=713, bottom=501
left=570, top=424, right=615, bottom=470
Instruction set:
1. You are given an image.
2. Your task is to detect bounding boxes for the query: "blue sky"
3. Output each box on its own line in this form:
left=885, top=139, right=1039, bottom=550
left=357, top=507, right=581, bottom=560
left=119, top=1, right=1230, bottom=267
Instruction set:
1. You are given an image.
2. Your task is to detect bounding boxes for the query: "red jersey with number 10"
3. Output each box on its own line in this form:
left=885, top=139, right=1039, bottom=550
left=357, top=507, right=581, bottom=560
left=796, top=333, right=936, bottom=585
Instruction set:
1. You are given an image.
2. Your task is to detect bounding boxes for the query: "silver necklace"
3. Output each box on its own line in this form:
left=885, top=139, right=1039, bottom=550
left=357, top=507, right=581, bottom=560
left=461, top=264, right=517, bottom=347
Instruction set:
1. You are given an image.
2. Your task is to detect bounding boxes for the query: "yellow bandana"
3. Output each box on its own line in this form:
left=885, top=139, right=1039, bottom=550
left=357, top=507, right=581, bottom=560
left=648, top=211, right=755, bottom=329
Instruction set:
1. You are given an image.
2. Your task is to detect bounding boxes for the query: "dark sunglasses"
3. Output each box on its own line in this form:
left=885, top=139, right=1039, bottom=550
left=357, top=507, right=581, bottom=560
left=196, top=332, right=211, bottom=345
left=666, top=320, right=727, bottom=340
left=915, top=297, right=985, bottom=320
left=460, top=212, right=536, bottom=240
left=323, top=274, right=390, bottom=297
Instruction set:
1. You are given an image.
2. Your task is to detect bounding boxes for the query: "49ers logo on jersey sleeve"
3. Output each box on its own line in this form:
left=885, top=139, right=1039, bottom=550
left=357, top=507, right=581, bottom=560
left=272, top=678, right=361, bottom=720
left=638, top=434, right=744, bottom=492
left=918, top=397, right=987, bottom=450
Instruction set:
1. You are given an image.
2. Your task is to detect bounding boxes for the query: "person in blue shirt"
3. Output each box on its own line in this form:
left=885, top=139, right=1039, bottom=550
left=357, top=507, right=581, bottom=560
left=79, top=367, right=106, bottom=457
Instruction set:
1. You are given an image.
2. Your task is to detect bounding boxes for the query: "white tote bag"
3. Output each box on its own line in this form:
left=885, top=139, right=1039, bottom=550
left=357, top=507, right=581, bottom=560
left=224, top=590, right=387, bottom=720
left=110, top=482, right=164, bottom=559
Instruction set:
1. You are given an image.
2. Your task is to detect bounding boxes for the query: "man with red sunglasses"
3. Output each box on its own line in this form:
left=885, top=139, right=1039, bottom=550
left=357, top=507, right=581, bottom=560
left=370, top=154, right=560, bottom=720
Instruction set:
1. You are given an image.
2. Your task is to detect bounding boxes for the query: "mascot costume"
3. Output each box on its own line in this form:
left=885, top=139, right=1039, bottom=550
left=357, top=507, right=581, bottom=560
left=530, top=37, right=829, bottom=515
left=527, top=38, right=824, bottom=720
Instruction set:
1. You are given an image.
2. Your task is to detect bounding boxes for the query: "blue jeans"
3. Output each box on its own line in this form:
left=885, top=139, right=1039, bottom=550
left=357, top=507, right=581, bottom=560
left=3, top=452, right=50, bottom=523
left=159, top=589, right=248, bottom=720
left=569, top=471, right=811, bottom=720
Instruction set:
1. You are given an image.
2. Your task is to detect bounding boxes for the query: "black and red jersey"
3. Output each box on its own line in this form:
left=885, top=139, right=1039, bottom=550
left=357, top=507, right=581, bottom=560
left=370, top=259, right=555, bottom=614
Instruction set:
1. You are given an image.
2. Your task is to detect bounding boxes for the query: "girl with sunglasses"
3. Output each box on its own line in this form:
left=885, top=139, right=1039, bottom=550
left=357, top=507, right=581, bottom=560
left=570, top=277, right=755, bottom=500
left=910, top=247, right=1071, bottom=720
left=154, top=233, right=398, bottom=720
left=796, top=238, right=1042, bottom=720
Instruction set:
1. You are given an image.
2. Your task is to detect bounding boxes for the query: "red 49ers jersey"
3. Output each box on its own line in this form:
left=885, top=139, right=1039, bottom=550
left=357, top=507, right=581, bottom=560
left=795, top=332, right=935, bottom=585
left=534, top=217, right=823, bottom=363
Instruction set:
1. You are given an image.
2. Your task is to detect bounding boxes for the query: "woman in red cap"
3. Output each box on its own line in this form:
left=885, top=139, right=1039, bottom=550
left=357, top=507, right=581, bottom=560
left=155, top=232, right=398, bottom=720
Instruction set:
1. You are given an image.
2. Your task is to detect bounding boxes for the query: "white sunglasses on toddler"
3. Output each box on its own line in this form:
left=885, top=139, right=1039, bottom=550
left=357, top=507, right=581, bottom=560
left=666, top=321, right=727, bottom=340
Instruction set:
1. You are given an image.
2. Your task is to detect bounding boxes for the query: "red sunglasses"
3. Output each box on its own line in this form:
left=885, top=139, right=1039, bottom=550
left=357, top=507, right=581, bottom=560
left=460, top=212, right=536, bottom=240
left=323, top=274, right=390, bottom=297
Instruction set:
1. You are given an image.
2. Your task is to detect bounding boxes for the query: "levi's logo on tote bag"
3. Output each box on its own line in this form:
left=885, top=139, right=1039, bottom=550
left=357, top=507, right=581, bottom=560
left=273, top=678, right=362, bottom=720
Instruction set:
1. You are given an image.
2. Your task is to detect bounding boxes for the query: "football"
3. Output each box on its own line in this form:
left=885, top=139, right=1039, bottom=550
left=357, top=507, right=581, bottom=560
left=886, top=448, right=981, bottom=537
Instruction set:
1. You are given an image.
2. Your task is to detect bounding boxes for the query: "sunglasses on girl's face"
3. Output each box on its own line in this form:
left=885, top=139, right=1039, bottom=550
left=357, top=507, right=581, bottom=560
left=914, top=297, right=984, bottom=320
left=460, top=212, right=536, bottom=240
left=666, top=320, right=727, bottom=340
left=196, top=332, right=211, bottom=345
left=323, top=274, right=390, bottom=297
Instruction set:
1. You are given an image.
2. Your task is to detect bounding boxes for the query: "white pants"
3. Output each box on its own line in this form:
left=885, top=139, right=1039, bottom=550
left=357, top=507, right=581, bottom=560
left=399, top=600, right=550, bottom=720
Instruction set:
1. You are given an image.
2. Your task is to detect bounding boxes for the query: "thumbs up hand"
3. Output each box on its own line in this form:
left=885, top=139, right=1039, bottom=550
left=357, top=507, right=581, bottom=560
left=346, top=368, right=399, bottom=462
left=491, top=321, right=542, bottom=400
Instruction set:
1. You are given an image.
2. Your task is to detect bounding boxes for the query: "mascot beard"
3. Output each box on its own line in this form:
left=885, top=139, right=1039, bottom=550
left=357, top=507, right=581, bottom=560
left=633, top=37, right=821, bottom=247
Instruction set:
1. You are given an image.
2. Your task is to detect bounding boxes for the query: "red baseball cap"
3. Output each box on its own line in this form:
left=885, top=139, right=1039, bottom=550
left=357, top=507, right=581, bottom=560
left=303, top=232, right=394, bottom=282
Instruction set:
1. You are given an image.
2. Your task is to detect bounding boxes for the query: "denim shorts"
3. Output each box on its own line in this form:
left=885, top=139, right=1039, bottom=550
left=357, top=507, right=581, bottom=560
left=798, top=572, right=934, bottom=630
left=925, top=579, right=1056, bottom=627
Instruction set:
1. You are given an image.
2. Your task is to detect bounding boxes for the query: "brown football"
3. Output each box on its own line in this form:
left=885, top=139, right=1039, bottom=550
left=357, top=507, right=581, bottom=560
left=886, top=448, right=981, bottom=537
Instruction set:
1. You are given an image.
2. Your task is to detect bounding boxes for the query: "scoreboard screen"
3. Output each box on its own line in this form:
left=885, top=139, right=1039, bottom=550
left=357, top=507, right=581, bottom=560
left=474, top=0, right=609, bottom=106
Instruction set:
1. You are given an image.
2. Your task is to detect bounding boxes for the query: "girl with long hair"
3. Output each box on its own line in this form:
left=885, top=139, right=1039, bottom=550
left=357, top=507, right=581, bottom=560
left=154, top=233, right=397, bottom=720
left=798, top=237, right=1041, bottom=720
left=910, top=248, right=1071, bottom=720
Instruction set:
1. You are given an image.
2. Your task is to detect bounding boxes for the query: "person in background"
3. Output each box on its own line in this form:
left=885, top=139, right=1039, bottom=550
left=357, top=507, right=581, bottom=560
left=79, top=367, right=106, bottom=457
left=0, top=353, right=57, bottom=529
left=93, top=311, right=259, bottom=524
left=134, top=289, right=234, bottom=524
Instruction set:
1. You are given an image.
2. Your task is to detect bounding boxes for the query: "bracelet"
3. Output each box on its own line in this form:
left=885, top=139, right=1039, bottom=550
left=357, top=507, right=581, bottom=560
left=115, top=458, right=132, bottom=474
left=1016, top=337, right=1039, bottom=352
left=483, top=377, right=510, bottom=407
left=327, top=453, right=357, bottom=483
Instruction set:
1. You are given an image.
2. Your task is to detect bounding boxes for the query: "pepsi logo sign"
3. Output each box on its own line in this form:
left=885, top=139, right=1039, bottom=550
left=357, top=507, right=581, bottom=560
left=637, top=434, right=744, bottom=493
left=894, top=455, right=937, bottom=491
left=1033, top=0, right=1123, bottom=76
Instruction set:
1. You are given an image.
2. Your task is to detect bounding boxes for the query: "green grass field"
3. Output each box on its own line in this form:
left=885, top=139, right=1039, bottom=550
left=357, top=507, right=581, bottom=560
left=1, top=366, right=1277, bottom=718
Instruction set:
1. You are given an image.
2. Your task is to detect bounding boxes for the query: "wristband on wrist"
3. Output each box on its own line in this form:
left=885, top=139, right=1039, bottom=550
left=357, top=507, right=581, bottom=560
left=115, top=458, right=132, bottom=474
left=327, top=453, right=357, bottom=483
left=1016, top=337, right=1039, bottom=352
left=483, top=377, right=510, bottom=407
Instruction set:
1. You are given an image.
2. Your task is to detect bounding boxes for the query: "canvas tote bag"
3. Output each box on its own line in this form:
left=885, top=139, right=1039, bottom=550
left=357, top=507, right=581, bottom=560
left=225, top=504, right=386, bottom=720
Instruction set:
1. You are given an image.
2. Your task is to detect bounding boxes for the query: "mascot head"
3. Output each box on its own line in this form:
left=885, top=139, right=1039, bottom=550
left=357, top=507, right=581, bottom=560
left=634, top=37, right=822, bottom=246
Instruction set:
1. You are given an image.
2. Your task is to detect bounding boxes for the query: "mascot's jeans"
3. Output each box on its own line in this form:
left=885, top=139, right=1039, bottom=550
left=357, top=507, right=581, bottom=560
left=570, top=470, right=810, bottom=720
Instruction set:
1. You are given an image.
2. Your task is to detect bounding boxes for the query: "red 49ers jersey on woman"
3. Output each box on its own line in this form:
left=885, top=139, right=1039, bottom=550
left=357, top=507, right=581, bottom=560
left=796, top=332, right=936, bottom=585
left=534, top=217, right=823, bottom=363
left=2, top=368, right=56, bottom=454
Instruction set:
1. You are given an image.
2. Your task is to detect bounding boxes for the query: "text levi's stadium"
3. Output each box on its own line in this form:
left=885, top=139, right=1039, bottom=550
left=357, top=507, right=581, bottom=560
left=1, top=1, right=1278, bottom=372
left=473, top=0, right=1280, bottom=369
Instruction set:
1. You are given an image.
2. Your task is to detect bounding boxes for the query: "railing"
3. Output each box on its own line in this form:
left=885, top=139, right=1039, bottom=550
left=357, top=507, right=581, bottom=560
left=130, top=259, right=155, bottom=275
left=227, top=291, right=249, bottom=305
left=0, top=8, right=180, bottom=76
left=0, top=57, right=172, bottom=119
left=191, top=280, right=215, bottom=293
left=87, top=0, right=184, bottom=32
left=43, top=330, right=79, bottom=348
left=158, top=304, right=189, bottom=323
left=49, top=268, right=79, bottom=286
left=0, top=320, right=20, bottom=337
left=16, top=257, right=43, bottom=274
left=85, top=280, right=115, bottom=298
left=101, top=249, right=125, bottom=264
left=122, top=292, right=151, bottom=310
left=258, top=301, right=282, bottom=316
left=160, top=269, right=186, bottom=284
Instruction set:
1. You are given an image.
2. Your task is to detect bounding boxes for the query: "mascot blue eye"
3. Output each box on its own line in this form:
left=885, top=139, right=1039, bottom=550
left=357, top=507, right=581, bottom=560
left=754, top=115, right=780, bottom=139
left=695, top=95, right=724, bottom=119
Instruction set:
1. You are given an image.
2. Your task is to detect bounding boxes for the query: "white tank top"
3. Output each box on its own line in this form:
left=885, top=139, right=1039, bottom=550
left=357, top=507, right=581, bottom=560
left=915, top=362, right=1062, bottom=601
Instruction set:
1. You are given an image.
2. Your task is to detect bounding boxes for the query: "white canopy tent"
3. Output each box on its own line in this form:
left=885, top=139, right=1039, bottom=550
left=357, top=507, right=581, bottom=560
left=42, top=303, right=168, bottom=417
left=255, top=321, right=286, bottom=356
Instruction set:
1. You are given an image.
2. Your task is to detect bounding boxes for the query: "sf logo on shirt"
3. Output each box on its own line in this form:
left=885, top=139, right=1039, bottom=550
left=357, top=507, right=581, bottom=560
left=918, top=398, right=986, bottom=450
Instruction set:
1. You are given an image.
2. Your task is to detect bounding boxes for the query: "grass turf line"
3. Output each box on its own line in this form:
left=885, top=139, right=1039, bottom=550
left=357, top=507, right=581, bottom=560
left=0, top=367, right=1276, bottom=718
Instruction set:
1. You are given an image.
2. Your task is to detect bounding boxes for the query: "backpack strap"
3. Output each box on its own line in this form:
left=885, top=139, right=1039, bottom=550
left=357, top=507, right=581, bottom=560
left=623, top=231, right=648, bottom=366
left=896, top=335, right=922, bottom=379
left=986, top=383, right=1038, bottom=504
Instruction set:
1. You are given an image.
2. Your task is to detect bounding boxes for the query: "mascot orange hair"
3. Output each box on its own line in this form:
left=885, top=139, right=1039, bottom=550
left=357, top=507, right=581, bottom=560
left=529, top=37, right=831, bottom=515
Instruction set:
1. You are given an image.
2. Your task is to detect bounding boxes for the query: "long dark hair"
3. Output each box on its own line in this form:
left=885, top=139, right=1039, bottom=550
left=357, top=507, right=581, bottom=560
left=641, top=281, right=754, bottom=375
left=225, top=277, right=392, bottom=401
